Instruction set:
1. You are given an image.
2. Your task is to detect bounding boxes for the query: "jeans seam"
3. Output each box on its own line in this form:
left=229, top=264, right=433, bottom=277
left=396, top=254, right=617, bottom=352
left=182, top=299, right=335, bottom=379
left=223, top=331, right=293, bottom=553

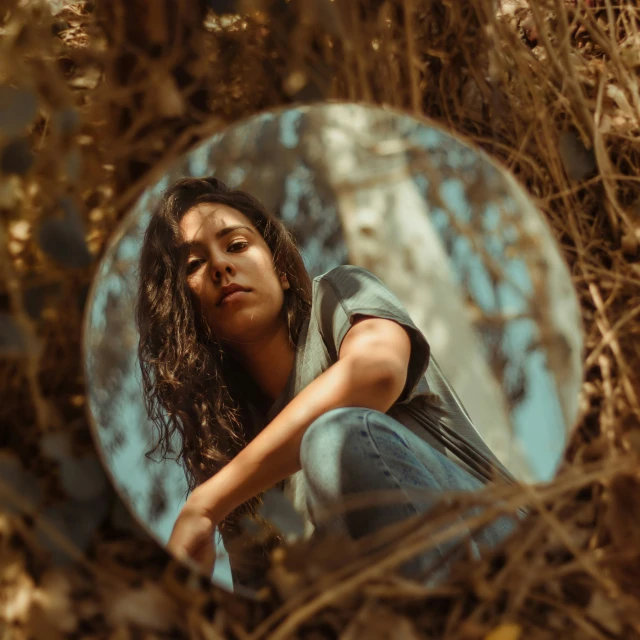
left=362, top=410, right=454, bottom=574
left=361, top=410, right=425, bottom=521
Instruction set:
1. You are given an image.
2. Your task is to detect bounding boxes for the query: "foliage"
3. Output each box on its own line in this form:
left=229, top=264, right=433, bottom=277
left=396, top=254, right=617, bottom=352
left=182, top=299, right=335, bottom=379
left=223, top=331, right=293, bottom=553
left=1, top=0, right=639, bottom=637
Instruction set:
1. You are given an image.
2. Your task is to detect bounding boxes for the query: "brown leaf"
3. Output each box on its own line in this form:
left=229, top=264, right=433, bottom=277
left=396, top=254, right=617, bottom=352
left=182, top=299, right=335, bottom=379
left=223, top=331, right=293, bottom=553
left=28, top=570, right=77, bottom=638
left=586, top=592, right=623, bottom=636
left=342, top=603, right=421, bottom=640
left=558, top=130, right=596, bottom=181
left=484, top=623, right=522, bottom=640
left=152, top=73, right=186, bottom=118
left=0, top=570, right=35, bottom=625
left=106, top=582, right=183, bottom=633
left=68, top=66, right=102, bottom=90
left=620, top=34, right=640, bottom=68
left=0, top=85, right=38, bottom=135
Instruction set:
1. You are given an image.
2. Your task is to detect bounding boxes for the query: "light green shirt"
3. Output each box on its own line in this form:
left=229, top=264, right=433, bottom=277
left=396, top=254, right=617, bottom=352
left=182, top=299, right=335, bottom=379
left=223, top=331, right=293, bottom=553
left=266, top=264, right=505, bottom=539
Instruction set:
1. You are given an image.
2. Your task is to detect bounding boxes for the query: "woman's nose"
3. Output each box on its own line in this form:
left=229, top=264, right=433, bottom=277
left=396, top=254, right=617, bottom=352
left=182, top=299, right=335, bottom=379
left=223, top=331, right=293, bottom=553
left=209, top=255, right=234, bottom=281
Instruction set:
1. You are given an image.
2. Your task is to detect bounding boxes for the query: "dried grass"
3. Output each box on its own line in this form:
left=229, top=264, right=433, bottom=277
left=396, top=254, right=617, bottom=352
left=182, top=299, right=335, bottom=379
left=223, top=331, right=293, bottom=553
left=1, top=0, right=639, bottom=638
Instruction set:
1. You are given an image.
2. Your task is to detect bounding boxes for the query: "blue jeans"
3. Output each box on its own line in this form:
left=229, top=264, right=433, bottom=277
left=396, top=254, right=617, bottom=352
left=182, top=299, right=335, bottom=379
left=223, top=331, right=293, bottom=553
left=299, top=407, right=516, bottom=582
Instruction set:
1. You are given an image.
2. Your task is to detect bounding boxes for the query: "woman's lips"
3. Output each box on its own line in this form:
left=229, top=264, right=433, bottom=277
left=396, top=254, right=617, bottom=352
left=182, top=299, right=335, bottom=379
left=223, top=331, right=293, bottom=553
left=219, top=290, right=249, bottom=305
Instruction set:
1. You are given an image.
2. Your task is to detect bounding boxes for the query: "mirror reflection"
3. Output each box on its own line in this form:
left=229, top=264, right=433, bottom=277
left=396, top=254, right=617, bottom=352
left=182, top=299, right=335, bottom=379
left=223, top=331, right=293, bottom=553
left=83, top=103, right=583, bottom=592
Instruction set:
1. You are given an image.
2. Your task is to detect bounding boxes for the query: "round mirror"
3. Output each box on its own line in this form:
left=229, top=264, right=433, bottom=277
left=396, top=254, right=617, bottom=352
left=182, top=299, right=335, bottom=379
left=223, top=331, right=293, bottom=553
left=83, top=102, right=584, bottom=592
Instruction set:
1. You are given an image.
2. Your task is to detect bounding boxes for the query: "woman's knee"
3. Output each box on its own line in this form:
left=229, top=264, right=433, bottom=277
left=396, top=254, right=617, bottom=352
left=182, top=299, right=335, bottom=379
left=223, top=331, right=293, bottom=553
left=299, top=407, right=370, bottom=471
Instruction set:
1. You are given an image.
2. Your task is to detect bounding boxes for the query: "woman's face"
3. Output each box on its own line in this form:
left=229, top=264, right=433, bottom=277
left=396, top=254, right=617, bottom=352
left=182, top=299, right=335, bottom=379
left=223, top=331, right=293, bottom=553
left=179, top=203, right=290, bottom=348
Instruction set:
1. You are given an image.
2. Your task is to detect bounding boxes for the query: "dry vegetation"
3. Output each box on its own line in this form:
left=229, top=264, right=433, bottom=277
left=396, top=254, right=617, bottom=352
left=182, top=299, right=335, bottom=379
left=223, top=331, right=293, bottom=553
left=0, top=0, right=639, bottom=638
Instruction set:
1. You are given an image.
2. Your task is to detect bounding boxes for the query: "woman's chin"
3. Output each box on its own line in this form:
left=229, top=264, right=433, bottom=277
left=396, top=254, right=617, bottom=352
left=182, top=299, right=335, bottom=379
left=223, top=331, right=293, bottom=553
left=217, top=323, right=266, bottom=346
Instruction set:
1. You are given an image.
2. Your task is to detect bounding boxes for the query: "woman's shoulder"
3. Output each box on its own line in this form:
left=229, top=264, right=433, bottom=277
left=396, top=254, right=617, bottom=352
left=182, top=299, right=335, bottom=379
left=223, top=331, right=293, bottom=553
left=312, top=265, right=393, bottom=306
left=312, top=264, right=374, bottom=285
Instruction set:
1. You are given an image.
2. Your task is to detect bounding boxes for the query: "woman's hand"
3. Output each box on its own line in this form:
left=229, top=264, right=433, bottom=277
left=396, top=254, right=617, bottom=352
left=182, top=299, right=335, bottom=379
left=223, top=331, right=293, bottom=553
left=167, top=500, right=217, bottom=576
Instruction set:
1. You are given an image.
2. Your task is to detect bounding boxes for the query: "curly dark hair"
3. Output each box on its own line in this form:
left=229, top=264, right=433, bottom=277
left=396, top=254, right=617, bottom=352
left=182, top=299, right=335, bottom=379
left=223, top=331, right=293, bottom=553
left=136, top=176, right=312, bottom=542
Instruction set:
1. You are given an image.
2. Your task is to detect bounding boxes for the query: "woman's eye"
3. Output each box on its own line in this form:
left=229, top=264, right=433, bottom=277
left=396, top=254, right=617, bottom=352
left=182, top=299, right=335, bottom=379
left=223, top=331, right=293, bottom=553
left=228, top=241, right=248, bottom=252
left=186, top=258, right=205, bottom=275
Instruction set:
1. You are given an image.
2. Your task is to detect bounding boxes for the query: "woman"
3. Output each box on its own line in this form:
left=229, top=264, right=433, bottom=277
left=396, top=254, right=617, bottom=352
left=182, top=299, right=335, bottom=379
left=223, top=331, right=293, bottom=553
left=136, top=176, right=515, bottom=589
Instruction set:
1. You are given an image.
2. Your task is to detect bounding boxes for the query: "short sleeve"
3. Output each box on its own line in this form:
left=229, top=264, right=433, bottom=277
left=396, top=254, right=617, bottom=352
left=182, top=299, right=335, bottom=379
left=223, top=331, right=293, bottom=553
left=313, top=264, right=430, bottom=403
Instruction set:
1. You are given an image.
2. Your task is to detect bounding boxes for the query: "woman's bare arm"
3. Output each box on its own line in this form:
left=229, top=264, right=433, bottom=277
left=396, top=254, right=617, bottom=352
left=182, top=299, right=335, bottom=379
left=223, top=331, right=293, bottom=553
left=188, top=316, right=413, bottom=525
